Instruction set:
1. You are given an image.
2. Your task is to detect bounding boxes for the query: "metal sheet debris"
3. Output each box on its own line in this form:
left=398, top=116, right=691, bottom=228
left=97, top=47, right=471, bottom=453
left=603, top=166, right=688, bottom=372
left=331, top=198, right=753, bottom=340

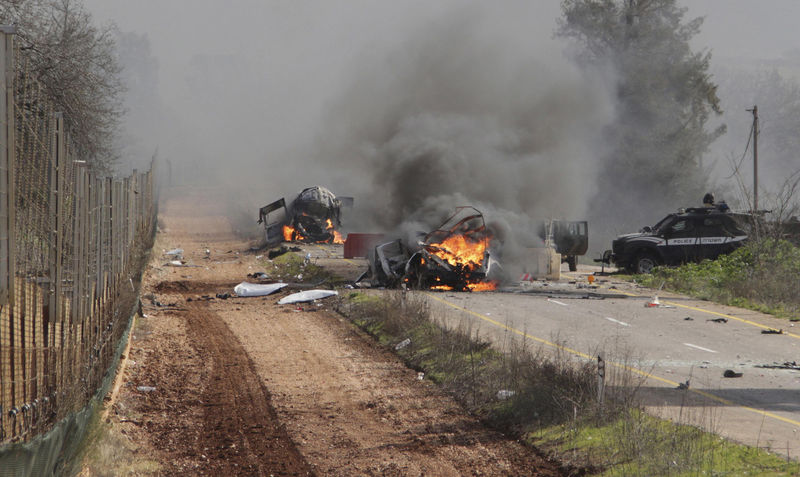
left=234, top=282, right=288, bottom=297
left=277, top=289, right=338, bottom=304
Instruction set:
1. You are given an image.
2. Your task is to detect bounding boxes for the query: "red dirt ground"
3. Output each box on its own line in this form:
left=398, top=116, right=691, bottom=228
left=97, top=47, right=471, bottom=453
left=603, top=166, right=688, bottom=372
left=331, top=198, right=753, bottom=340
left=90, top=186, right=565, bottom=476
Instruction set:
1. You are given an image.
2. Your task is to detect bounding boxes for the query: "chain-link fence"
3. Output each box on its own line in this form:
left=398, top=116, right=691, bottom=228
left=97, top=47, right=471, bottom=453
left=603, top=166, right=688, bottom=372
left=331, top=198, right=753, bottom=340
left=0, top=27, right=156, bottom=449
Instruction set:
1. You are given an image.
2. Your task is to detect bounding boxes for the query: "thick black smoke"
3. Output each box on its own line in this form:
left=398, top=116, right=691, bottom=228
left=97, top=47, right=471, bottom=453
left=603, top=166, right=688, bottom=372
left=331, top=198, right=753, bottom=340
left=315, top=6, right=616, bottom=256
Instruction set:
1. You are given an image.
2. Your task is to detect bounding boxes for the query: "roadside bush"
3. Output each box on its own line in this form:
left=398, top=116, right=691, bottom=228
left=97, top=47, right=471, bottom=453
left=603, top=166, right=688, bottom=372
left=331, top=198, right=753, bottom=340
left=638, top=239, right=800, bottom=318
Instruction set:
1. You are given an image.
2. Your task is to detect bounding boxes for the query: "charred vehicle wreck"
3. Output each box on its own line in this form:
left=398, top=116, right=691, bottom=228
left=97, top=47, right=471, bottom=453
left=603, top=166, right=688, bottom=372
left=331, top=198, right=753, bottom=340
left=258, top=186, right=349, bottom=245
left=359, top=207, right=500, bottom=292
left=539, top=220, right=588, bottom=271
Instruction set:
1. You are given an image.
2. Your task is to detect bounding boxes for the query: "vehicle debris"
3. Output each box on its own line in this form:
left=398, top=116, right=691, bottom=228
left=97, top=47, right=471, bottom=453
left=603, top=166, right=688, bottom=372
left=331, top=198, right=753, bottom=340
left=258, top=186, right=349, bottom=245
left=394, top=338, right=411, bottom=350
left=496, top=390, right=516, bottom=400
left=539, top=219, right=588, bottom=271
left=358, top=207, right=500, bottom=292
left=644, top=295, right=674, bottom=308
left=707, top=318, right=728, bottom=323
left=723, top=370, right=743, bottom=378
left=277, top=289, right=338, bottom=304
left=761, top=328, right=784, bottom=334
left=755, top=361, right=800, bottom=370
left=234, top=282, right=288, bottom=297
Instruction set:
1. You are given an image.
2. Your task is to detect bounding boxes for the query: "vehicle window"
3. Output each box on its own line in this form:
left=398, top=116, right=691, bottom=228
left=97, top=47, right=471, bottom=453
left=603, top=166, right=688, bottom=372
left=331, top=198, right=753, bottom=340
left=699, top=217, right=729, bottom=237
left=721, top=216, right=746, bottom=236
left=669, top=220, right=693, bottom=234
left=653, top=215, right=675, bottom=234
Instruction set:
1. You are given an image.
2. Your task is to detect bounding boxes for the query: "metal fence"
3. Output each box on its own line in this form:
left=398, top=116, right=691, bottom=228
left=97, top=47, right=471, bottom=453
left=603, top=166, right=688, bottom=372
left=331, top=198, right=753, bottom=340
left=0, top=28, right=156, bottom=444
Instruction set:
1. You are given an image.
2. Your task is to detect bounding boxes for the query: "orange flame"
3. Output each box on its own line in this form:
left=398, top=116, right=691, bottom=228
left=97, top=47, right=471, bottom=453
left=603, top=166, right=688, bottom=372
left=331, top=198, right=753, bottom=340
left=422, top=234, right=497, bottom=291
left=426, top=235, right=489, bottom=268
left=467, top=281, right=498, bottom=292
left=430, top=281, right=497, bottom=292
left=283, top=220, right=344, bottom=244
left=326, top=218, right=345, bottom=244
left=283, top=225, right=298, bottom=241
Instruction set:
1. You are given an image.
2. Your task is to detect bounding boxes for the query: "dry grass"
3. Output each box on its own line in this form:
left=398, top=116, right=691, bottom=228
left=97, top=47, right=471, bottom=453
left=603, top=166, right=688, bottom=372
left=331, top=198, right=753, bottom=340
left=340, top=290, right=800, bottom=475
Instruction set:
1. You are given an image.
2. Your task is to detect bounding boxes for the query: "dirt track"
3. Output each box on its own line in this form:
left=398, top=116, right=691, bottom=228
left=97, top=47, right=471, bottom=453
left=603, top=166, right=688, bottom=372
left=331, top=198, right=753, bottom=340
left=99, top=187, right=563, bottom=476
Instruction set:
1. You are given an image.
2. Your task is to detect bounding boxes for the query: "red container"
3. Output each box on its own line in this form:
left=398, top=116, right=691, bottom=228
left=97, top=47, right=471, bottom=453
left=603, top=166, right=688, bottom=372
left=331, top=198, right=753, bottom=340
left=343, top=233, right=385, bottom=259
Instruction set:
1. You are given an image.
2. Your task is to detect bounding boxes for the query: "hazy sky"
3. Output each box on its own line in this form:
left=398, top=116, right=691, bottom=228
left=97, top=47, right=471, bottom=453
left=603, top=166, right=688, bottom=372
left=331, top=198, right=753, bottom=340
left=84, top=0, right=800, bottom=172
left=82, top=0, right=800, bottom=240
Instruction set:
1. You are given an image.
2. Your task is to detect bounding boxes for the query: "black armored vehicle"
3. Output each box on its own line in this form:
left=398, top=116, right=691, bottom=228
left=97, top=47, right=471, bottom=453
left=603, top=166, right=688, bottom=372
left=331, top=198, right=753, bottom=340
left=608, top=205, right=748, bottom=274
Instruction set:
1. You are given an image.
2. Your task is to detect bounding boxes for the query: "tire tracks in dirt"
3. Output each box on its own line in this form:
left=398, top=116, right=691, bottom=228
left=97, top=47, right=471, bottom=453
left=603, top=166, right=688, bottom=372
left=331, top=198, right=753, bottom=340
left=185, top=299, right=314, bottom=476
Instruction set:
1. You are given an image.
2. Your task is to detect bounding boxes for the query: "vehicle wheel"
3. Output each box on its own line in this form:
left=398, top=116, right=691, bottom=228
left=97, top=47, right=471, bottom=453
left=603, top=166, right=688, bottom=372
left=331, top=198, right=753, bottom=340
left=634, top=253, right=658, bottom=274
left=567, top=255, right=577, bottom=272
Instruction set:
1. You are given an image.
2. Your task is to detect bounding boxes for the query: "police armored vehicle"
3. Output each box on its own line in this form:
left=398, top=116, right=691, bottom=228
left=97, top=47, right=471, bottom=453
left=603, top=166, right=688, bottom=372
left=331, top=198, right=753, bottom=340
left=607, top=200, right=748, bottom=274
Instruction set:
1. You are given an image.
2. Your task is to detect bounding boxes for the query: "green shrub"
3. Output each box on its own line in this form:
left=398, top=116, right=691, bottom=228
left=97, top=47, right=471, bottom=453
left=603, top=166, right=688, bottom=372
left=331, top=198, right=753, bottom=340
left=637, top=240, right=800, bottom=319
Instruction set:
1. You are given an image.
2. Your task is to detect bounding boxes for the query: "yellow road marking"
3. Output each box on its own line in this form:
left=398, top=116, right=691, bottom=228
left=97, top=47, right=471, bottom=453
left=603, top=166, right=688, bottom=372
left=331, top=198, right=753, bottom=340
left=425, top=291, right=800, bottom=429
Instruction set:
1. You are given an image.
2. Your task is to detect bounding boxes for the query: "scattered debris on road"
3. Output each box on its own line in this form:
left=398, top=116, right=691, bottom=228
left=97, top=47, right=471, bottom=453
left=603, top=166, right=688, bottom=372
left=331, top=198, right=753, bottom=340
left=644, top=295, right=674, bottom=308
left=755, top=361, right=800, bottom=370
left=164, top=248, right=183, bottom=258
left=723, top=370, right=743, bottom=378
left=234, top=282, right=288, bottom=297
left=707, top=318, right=728, bottom=324
left=277, top=289, right=338, bottom=305
left=761, top=328, right=784, bottom=334
left=267, top=245, right=302, bottom=259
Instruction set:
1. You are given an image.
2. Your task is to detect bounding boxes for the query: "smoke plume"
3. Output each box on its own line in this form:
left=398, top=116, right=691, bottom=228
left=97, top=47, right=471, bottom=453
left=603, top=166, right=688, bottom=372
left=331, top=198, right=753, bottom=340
left=314, top=6, right=616, bottom=254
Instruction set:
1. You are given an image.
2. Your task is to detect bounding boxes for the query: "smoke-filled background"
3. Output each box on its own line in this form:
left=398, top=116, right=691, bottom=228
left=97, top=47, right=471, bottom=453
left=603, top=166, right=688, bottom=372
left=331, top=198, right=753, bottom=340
left=85, top=0, right=800, bottom=257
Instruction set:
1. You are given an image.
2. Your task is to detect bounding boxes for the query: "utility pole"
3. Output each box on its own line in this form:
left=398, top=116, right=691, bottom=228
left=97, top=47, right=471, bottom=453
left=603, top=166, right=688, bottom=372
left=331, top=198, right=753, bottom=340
left=747, top=105, right=759, bottom=212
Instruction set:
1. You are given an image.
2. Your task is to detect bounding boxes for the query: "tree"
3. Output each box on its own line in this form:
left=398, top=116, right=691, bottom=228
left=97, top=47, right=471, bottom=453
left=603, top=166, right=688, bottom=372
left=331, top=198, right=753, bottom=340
left=558, top=0, right=725, bottom=233
left=0, top=0, right=124, bottom=173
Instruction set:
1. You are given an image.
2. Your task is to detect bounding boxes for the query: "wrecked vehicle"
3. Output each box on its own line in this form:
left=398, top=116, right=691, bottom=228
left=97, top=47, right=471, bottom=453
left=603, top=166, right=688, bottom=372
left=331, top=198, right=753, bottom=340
left=258, top=186, right=349, bottom=245
left=606, top=204, right=748, bottom=274
left=361, top=207, right=499, bottom=291
left=539, top=220, right=588, bottom=271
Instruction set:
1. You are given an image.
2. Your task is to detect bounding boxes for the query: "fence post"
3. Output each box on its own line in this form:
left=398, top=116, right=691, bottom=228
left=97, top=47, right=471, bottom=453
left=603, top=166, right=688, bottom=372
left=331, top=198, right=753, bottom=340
left=0, top=26, right=13, bottom=309
left=0, top=25, right=14, bottom=441
left=597, top=354, right=606, bottom=412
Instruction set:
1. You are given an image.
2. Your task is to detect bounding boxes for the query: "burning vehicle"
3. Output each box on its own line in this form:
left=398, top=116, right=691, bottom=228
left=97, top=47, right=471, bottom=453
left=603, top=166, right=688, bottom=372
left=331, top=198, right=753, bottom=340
left=258, top=186, right=348, bottom=245
left=359, top=207, right=500, bottom=292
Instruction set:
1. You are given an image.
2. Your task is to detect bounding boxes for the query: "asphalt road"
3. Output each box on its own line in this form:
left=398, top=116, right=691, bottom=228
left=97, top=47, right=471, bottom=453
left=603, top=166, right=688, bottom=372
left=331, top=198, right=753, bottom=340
left=307, top=244, right=800, bottom=459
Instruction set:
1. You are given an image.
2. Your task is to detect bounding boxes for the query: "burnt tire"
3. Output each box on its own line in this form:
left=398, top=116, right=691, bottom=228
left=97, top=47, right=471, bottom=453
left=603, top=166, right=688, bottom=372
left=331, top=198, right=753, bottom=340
left=634, top=252, right=659, bottom=274
left=567, top=255, right=577, bottom=272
